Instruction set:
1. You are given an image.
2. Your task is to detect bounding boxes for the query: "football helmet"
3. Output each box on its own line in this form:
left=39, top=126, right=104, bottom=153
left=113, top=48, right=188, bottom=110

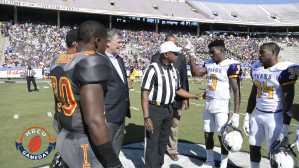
left=50, top=152, right=69, bottom=168
left=269, top=140, right=296, bottom=168
left=220, top=123, right=243, bottom=152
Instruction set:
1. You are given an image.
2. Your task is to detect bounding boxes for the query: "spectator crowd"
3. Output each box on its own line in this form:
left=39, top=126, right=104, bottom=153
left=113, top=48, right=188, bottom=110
left=1, top=23, right=297, bottom=78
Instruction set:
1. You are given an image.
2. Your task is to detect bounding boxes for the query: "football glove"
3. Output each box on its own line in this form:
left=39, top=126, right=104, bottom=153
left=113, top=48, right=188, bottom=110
left=243, top=112, right=250, bottom=136
left=185, top=39, right=195, bottom=56
left=228, top=113, right=240, bottom=128
left=50, top=152, right=69, bottom=168
left=276, top=124, right=292, bottom=149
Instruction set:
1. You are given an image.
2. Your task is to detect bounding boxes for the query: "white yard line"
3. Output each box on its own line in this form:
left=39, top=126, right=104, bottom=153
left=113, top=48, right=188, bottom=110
left=131, top=107, right=139, bottom=110
left=14, top=114, right=19, bottom=119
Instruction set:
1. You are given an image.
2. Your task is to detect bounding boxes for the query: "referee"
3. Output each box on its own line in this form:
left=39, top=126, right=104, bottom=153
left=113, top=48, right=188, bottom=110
left=141, top=41, right=204, bottom=168
left=24, top=65, right=39, bottom=92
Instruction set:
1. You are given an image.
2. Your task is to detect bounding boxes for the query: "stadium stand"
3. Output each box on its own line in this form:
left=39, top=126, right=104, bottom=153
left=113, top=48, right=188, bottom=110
left=1, top=0, right=299, bottom=26
left=115, top=0, right=162, bottom=16
left=219, top=4, right=275, bottom=22
left=261, top=4, right=299, bottom=23
left=149, top=0, right=206, bottom=19
left=197, top=2, right=241, bottom=21
left=11, top=0, right=118, bottom=11
left=1, top=0, right=299, bottom=70
left=4, top=21, right=297, bottom=72
left=187, top=1, right=220, bottom=20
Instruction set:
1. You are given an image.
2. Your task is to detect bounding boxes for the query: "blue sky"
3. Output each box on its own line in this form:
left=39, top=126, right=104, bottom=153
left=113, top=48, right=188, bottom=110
left=192, top=0, right=299, bottom=4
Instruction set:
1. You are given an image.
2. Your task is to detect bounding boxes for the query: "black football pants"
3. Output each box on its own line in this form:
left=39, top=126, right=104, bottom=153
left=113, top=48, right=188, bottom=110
left=27, top=76, right=37, bottom=91
left=145, top=104, right=173, bottom=168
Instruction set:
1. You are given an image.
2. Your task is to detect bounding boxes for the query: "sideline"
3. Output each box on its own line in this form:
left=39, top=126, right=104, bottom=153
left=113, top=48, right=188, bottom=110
left=119, top=142, right=270, bottom=168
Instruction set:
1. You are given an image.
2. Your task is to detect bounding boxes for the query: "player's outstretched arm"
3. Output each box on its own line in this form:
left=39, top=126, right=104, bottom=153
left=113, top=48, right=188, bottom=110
left=189, top=56, right=207, bottom=76
left=80, top=84, right=123, bottom=168
left=175, top=89, right=203, bottom=100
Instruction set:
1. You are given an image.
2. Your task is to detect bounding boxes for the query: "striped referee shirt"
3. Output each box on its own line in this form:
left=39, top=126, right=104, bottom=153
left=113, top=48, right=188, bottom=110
left=25, top=68, right=35, bottom=77
left=141, top=60, right=181, bottom=105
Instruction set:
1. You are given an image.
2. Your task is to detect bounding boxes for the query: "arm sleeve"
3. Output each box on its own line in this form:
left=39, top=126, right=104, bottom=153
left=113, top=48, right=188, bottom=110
left=73, top=55, right=112, bottom=91
left=227, top=63, right=241, bottom=78
left=278, top=66, right=299, bottom=85
left=141, top=66, right=156, bottom=91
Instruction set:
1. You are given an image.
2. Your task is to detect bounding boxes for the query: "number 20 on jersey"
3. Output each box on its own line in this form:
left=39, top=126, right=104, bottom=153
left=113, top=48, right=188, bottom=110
left=50, top=76, right=77, bottom=116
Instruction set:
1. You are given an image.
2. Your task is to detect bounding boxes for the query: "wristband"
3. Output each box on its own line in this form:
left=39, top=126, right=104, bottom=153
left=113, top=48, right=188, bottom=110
left=144, top=116, right=150, bottom=120
left=195, top=94, right=198, bottom=100
left=96, top=141, right=122, bottom=167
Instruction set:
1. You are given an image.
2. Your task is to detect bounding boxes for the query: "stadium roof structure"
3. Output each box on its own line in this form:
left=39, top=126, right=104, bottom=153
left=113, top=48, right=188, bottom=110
left=1, top=0, right=299, bottom=27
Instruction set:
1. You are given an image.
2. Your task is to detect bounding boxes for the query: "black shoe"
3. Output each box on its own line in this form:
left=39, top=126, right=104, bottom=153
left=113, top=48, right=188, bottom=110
left=36, top=90, right=39, bottom=92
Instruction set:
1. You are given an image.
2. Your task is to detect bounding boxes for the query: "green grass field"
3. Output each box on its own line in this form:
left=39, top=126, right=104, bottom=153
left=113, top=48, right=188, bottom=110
left=1, top=78, right=299, bottom=168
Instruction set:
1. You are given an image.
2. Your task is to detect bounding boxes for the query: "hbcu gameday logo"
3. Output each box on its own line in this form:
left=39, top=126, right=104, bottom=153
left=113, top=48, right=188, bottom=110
left=15, top=126, right=56, bottom=160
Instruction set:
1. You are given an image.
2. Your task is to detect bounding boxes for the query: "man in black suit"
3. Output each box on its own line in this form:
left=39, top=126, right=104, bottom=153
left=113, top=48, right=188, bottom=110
left=151, top=34, right=189, bottom=161
left=104, top=29, right=131, bottom=156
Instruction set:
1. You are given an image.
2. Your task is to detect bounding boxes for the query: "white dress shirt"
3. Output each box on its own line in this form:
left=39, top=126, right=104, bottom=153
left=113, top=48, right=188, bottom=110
left=106, top=52, right=124, bottom=83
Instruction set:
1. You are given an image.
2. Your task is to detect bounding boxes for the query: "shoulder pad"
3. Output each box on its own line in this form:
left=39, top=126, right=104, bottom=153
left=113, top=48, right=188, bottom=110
left=219, top=59, right=239, bottom=66
left=204, top=59, right=213, bottom=64
left=50, top=54, right=63, bottom=70
left=270, top=61, right=298, bottom=72
left=251, top=61, right=263, bottom=70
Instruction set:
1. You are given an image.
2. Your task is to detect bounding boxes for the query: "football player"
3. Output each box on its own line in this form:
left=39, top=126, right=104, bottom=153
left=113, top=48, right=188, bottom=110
left=51, top=29, right=78, bottom=168
left=243, top=43, right=298, bottom=168
left=190, top=40, right=241, bottom=168
left=50, top=20, right=123, bottom=168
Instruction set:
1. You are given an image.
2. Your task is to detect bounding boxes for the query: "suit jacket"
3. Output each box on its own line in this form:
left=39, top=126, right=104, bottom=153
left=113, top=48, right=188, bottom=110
left=151, top=53, right=189, bottom=109
left=104, top=54, right=131, bottom=123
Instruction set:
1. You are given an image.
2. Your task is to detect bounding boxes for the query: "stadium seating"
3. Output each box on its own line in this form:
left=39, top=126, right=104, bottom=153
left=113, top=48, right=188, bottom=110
left=220, top=4, right=276, bottom=23
left=198, top=2, right=240, bottom=21
left=276, top=43, right=299, bottom=63
left=3, top=0, right=299, bottom=25
left=261, top=4, right=299, bottom=23
left=12, top=0, right=118, bottom=11
left=188, top=1, right=222, bottom=20
left=114, top=0, right=161, bottom=16
left=149, top=0, right=206, bottom=19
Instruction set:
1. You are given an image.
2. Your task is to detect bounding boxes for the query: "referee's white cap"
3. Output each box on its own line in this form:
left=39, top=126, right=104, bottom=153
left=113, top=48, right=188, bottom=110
left=159, top=41, right=182, bottom=54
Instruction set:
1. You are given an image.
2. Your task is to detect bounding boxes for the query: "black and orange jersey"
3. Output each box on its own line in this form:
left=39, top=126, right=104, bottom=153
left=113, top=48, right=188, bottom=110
left=50, top=51, right=112, bottom=132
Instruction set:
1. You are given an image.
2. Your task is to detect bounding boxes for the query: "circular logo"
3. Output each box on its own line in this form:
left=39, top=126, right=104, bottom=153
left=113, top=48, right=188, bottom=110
left=15, top=126, right=56, bottom=160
